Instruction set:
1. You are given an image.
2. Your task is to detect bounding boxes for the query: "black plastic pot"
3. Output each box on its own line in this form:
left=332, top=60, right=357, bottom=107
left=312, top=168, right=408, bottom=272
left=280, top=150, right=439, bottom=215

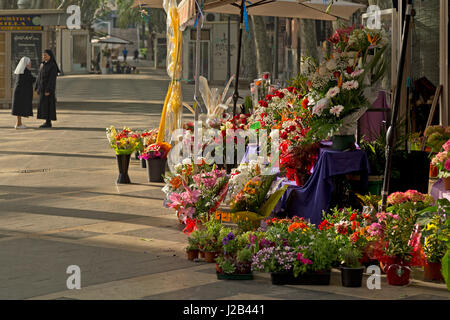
left=141, top=158, right=147, bottom=169
left=146, top=158, right=167, bottom=182
left=340, top=267, right=364, bottom=287
left=116, top=154, right=131, bottom=184
left=332, top=135, right=356, bottom=151
left=270, top=272, right=295, bottom=285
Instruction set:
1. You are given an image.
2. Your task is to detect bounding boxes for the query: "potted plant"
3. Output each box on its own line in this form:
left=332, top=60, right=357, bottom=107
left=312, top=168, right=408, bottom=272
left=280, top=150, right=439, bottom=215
left=138, top=129, right=158, bottom=169
left=367, top=191, right=434, bottom=285
left=216, top=231, right=257, bottom=280
left=186, top=230, right=201, bottom=261
left=417, top=199, right=449, bottom=282
left=339, top=242, right=364, bottom=287
left=431, top=139, right=450, bottom=190
left=106, top=126, right=142, bottom=184
left=139, top=142, right=172, bottom=182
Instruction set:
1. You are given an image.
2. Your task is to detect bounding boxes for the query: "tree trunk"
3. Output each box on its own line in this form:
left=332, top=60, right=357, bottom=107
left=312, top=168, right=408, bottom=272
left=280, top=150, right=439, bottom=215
left=299, top=19, right=318, bottom=72
left=251, top=16, right=272, bottom=76
left=242, top=16, right=257, bottom=80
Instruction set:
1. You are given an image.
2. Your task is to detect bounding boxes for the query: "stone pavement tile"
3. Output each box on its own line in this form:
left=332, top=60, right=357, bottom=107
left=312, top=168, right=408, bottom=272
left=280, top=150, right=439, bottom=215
left=46, top=230, right=105, bottom=240
left=0, top=237, right=194, bottom=300
left=76, top=234, right=186, bottom=256
left=30, top=264, right=215, bottom=300
left=72, top=221, right=154, bottom=235
left=116, top=226, right=187, bottom=243
left=217, top=294, right=282, bottom=300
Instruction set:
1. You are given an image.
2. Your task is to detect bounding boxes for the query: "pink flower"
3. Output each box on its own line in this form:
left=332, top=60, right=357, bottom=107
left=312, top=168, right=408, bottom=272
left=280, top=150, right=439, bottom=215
left=376, top=212, right=388, bottom=222
left=404, top=190, right=425, bottom=202
left=168, top=193, right=183, bottom=208
left=387, top=192, right=407, bottom=205
left=368, top=223, right=383, bottom=237
left=296, top=253, right=313, bottom=265
left=443, top=139, right=450, bottom=152
left=445, top=159, right=450, bottom=171
left=330, top=105, right=344, bottom=117
left=342, top=80, right=359, bottom=90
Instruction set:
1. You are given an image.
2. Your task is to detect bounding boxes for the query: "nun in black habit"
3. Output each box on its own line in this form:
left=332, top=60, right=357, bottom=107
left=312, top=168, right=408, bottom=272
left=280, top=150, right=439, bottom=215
left=12, top=56, right=36, bottom=129
left=36, top=49, right=60, bottom=128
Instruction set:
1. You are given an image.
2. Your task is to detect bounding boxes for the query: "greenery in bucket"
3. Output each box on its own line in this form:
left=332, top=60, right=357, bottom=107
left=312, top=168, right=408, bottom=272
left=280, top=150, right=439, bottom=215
left=339, top=242, right=363, bottom=268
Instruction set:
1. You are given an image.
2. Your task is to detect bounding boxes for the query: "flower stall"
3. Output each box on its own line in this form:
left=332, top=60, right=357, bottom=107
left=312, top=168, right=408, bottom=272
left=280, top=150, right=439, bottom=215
left=105, top=22, right=449, bottom=290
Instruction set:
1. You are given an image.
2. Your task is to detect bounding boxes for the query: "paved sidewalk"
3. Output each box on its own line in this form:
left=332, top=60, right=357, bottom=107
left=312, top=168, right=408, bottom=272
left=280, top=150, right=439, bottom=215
left=0, top=70, right=448, bottom=300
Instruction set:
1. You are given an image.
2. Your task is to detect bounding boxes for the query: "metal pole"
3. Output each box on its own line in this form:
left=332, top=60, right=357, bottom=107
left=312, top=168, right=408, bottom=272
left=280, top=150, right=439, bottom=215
left=227, top=15, right=231, bottom=83
left=380, top=1, right=413, bottom=211
left=232, top=0, right=246, bottom=116
left=274, top=17, right=279, bottom=79
left=194, top=16, right=201, bottom=122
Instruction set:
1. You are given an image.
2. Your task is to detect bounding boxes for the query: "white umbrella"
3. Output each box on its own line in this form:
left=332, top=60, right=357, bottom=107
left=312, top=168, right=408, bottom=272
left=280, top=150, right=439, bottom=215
left=302, top=0, right=366, bottom=20
left=92, top=36, right=133, bottom=45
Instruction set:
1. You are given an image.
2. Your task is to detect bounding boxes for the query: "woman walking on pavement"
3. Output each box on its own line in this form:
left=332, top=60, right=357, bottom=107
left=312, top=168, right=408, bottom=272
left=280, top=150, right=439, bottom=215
left=12, top=57, right=35, bottom=129
left=36, top=49, right=60, bottom=128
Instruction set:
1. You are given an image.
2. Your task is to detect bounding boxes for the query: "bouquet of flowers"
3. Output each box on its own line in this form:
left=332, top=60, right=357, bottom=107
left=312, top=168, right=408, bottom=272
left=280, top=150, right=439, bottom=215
left=139, top=142, right=172, bottom=160
left=431, top=139, right=450, bottom=178
left=141, top=129, right=158, bottom=148
left=229, top=173, right=288, bottom=231
left=249, top=87, right=303, bottom=131
left=225, top=161, right=262, bottom=204
left=106, top=126, right=142, bottom=155
left=166, top=164, right=229, bottom=232
left=302, top=26, right=387, bottom=143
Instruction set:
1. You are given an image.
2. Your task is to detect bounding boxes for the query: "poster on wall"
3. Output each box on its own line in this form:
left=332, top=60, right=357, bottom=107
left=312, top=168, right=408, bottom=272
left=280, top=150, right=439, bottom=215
left=11, top=33, right=42, bottom=85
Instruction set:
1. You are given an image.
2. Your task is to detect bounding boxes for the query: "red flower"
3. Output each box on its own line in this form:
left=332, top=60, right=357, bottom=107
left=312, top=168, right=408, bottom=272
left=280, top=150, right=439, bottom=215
left=350, top=213, right=358, bottom=221
left=333, top=71, right=341, bottom=79
left=346, top=66, right=354, bottom=74
left=277, top=92, right=285, bottom=99
left=302, top=98, right=309, bottom=109
left=265, top=95, right=273, bottom=101
left=281, top=131, right=288, bottom=140
left=258, top=100, right=268, bottom=108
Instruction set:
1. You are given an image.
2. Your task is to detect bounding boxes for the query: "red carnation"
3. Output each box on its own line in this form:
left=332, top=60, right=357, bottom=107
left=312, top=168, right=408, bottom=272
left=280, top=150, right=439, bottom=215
left=265, top=95, right=273, bottom=101
left=346, top=66, right=354, bottom=74
left=333, top=71, right=341, bottom=79
left=302, top=98, right=309, bottom=109
left=258, top=100, right=268, bottom=108
left=281, top=131, right=288, bottom=140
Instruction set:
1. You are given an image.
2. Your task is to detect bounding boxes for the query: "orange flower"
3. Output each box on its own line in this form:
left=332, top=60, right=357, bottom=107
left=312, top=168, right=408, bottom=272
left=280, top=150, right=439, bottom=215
left=288, top=222, right=308, bottom=232
left=170, top=176, right=182, bottom=189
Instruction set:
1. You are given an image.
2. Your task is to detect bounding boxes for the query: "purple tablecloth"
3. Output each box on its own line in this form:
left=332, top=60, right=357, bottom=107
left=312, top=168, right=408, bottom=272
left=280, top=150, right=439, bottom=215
left=271, top=149, right=369, bottom=225
left=243, top=144, right=370, bottom=225
left=430, top=179, right=450, bottom=202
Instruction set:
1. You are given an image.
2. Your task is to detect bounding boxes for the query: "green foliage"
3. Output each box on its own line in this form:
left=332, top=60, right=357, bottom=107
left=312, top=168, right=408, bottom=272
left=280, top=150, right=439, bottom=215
left=116, top=0, right=143, bottom=28
left=237, top=247, right=253, bottom=263
left=339, top=242, right=362, bottom=268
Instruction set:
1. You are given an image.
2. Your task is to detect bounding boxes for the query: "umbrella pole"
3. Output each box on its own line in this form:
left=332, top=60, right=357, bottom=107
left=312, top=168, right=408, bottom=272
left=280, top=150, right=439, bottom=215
left=380, top=0, right=413, bottom=211
left=232, top=0, right=246, bottom=116
left=194, top=24, right=201, bottom=122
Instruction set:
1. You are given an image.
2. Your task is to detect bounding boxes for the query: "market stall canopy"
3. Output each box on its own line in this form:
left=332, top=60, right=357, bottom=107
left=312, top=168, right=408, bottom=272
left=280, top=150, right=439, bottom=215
left=133, top=0, right=365, bottom=20
left=203, top=0, right=363, bottom=20
left=302, top=0, right=366, bottom=20
left=91, top=36, right=133, bottom=45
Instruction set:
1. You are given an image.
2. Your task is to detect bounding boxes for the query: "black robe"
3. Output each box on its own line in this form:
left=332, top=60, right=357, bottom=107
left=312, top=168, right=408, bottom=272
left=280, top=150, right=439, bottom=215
left=11, top=69, right=36, bottom=117
left=36, top=61, right=58, bottom=121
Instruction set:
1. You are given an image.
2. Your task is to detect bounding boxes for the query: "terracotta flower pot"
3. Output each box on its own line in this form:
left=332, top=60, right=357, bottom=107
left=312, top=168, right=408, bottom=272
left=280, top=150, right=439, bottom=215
left=186, top=250, right=199, bottom=261
left=429, top=164, right=439, bottom=178
left=443, top=177, right=450, bottom=191
left=424, top=261, right=444, bottom=282
left=204, top=251, right=217, bottom=263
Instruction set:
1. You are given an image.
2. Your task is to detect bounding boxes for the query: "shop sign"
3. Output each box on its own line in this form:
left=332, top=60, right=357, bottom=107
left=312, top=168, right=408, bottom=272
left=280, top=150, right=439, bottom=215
left=0, top=15, right=42, bottom=31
